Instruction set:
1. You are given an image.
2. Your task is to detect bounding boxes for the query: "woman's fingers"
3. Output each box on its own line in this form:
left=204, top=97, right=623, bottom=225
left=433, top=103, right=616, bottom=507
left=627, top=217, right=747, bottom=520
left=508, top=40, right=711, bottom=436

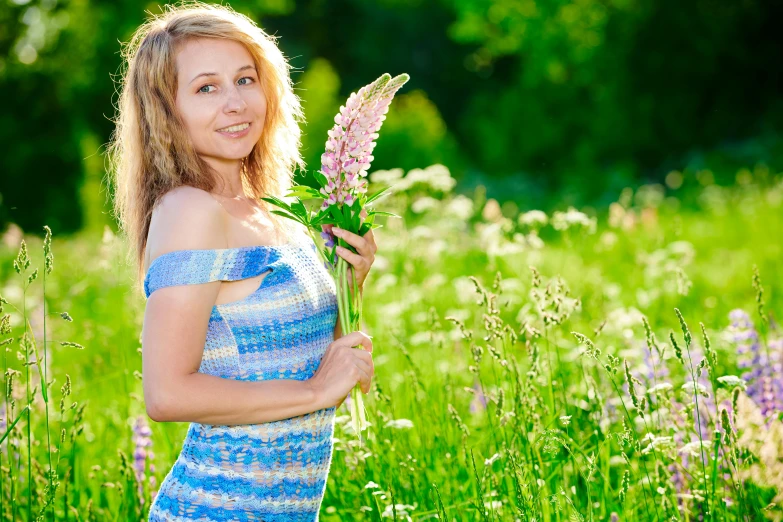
left=339, top=331, right=373, bottom=352
left=363, top=227, right=377, bottom=252
left=332, top=226, right=375, bottom=256
left=360, top=364, right=374, bottom=393
left=354, top=355, right=373, bottom=377
left=335, top=245, right=370, bottom=272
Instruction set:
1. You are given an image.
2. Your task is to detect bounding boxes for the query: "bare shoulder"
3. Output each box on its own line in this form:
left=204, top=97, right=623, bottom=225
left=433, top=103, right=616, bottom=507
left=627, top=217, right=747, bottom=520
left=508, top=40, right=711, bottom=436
left=145, top=186, right=227, bottom=271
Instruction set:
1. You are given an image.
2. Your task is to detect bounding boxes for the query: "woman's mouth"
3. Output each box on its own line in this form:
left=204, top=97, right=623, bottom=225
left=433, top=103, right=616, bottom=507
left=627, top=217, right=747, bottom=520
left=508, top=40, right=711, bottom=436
left=216, top=122, right=251, bottom=138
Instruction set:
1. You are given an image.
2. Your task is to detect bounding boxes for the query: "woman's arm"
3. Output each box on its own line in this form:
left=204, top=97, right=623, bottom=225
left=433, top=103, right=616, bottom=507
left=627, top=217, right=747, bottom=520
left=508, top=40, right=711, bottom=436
left=145, top=366, right=320, bottom=424
left=143, top=187, right=324, bottom=424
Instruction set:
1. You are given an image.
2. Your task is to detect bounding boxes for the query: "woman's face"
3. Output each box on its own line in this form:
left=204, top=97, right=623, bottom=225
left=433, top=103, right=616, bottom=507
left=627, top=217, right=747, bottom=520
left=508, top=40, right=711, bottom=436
left=175, top=37, right=266, bottom=170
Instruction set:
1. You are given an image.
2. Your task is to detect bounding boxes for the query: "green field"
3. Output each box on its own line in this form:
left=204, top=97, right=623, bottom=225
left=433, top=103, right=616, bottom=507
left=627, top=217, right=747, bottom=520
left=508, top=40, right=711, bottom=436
left=2, top=164, right=782, bottom=521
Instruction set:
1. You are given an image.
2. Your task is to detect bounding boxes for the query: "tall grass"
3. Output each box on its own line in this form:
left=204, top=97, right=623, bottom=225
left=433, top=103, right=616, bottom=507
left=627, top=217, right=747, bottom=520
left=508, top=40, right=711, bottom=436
left=1, top=164, right=781, bottom=520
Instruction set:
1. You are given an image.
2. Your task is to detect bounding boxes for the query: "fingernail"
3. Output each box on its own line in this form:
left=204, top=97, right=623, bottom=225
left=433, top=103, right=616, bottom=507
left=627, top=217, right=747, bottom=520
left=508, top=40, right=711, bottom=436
left=333, top=228, right=342, bottom=235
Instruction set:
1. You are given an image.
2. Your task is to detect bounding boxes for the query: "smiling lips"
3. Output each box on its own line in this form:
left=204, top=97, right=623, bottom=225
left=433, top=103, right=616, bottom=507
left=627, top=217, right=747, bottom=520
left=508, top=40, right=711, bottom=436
left=216, top=122, right=251, bottom=133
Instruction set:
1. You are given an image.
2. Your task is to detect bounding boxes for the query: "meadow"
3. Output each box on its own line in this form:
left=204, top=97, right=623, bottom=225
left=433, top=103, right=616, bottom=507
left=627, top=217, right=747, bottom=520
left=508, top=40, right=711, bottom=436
left=1, top=163, right=782, bottom=521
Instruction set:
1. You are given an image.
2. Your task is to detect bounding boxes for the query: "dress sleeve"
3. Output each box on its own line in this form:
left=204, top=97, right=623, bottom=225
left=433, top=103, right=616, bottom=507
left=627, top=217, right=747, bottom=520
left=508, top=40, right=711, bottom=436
left=143, top=248, right=274, bottom=299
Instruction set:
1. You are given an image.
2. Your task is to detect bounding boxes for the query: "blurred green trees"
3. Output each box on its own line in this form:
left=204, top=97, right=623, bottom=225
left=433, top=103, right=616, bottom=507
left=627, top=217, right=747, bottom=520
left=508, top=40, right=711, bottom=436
left=1, top=0, right=781, bottom=237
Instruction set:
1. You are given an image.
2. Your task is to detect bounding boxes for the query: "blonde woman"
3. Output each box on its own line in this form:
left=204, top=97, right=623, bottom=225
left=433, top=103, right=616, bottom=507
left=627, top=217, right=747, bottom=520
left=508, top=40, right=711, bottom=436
left=107, top=2, right=376, bottom=520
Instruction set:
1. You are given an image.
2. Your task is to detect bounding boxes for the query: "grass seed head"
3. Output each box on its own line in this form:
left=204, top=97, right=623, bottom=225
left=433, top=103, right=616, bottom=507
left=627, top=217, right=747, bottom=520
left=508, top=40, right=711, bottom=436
left=669, top=331, right=684, bottom=365
left=752, top=264, right=767, bottom=325
left=674, top=308, right=692, bottom=347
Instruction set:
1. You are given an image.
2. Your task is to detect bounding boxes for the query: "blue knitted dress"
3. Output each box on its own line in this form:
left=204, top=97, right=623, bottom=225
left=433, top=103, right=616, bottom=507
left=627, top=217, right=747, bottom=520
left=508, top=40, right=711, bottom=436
left=143, top=228, right=339, bottom=522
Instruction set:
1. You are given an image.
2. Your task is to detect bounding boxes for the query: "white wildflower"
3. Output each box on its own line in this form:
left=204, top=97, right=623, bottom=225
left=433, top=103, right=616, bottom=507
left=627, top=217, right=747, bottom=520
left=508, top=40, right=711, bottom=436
left=370, top=168, right=404, bottom=186
left=679, top=440, right=710, bottom=458
left=396, top=164, right=456, bottom=193
left=647, top=383, right=673, bottom=395
left=682, top=381, right=709, bottom=396
left=411, top=196, right=440, bottom=214
left=519, top=210, right=548, bottom=228
left=641, top=436, right=673, bottom=454
left=381, top=503, right=417, bottom=520
left=484, top=453, right=501, bottom=466
left=384, top=419, right=414, bottom=430
left=717, top=375, right=746, bottom=389
left=445, top=195, right=475, bottom=220
left=551, top=207, right=597, bottom=234
left=484, top=500, right=503, bottom=510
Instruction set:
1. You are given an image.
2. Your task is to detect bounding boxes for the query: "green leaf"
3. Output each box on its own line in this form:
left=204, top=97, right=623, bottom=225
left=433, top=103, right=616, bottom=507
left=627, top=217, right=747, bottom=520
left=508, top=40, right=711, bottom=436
left=358, top=214, right=376, bottom=235
left=260, top=195, right=292, bottom=212
left=286, top=185, right=323, bottom=200
left=368, top=210, right=401, bottom=219
left=329, top=204, right=345, bottom=226
left=351, top=204, right=361, bottom=232
left=365, top=185, right=394, bottom=205
left=269, top=209, right=303, bottom=225
left=342, top=203, right=354, bottom=232
left=290, top=199, right=310, bottom=222
left=314, top=170, right=328, bottom=188
left=312, top=209, right=331, bottom=227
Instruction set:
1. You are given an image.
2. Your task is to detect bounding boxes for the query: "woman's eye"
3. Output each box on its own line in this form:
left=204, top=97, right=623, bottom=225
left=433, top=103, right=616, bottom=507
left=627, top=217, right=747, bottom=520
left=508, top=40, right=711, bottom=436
left=197, top=77, right=254, bottom=94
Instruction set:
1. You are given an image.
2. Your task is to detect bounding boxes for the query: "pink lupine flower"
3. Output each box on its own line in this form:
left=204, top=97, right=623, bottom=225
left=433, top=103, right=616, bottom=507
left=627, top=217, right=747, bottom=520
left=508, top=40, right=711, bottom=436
left=261, top=73, right=409, bottom=444
left=317, top=74, right=407, bottom=213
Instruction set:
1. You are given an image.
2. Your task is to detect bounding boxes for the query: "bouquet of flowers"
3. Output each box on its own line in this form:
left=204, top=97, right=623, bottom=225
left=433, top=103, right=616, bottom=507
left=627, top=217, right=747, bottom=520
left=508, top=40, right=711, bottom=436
left=261, top=72, right=409, bottom=442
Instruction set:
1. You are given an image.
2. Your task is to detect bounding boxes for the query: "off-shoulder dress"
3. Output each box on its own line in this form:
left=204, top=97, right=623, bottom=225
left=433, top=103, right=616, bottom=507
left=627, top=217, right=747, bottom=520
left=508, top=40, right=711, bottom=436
left=143, top=229, right=338, bottom=522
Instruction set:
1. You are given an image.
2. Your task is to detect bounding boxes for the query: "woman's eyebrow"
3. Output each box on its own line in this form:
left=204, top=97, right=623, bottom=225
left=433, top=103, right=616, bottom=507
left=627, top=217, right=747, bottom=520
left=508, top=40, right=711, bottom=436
left=189, top=65, right=256, bottom=85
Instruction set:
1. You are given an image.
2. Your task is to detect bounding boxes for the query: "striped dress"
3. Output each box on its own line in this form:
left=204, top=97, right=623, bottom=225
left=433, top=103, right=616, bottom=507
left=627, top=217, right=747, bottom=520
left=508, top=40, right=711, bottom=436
left=143, top=229, right=339, bottom=522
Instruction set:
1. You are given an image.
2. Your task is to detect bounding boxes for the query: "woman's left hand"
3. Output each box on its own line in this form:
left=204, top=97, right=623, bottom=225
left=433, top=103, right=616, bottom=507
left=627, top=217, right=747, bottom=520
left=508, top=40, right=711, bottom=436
left=322, top=210, right=377, bottom=290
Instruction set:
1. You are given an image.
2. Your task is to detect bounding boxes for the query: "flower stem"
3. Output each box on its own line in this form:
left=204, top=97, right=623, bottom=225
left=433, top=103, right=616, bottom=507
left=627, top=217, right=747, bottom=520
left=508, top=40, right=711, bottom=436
left=336, top=256, right=368, bottom=445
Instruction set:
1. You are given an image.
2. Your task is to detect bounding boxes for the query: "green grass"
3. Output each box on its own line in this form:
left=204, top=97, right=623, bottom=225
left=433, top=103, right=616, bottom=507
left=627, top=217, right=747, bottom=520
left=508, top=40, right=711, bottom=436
left=1, top=169, right=782, bottom=521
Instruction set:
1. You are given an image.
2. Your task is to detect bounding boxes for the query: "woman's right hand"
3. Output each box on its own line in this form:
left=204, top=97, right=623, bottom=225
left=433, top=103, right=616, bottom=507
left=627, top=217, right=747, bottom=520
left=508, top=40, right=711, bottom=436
left=307, top=331, right=374, bottom=410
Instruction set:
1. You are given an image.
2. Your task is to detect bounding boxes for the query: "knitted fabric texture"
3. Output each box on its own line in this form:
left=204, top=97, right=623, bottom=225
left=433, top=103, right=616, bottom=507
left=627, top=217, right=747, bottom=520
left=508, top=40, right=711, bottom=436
left=143, top=231, right=338, bottom=522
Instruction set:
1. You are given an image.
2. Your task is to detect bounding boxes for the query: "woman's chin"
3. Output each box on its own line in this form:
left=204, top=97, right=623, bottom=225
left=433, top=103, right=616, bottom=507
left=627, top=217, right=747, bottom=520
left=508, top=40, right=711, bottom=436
left=212, top=146, right=256, bottom=160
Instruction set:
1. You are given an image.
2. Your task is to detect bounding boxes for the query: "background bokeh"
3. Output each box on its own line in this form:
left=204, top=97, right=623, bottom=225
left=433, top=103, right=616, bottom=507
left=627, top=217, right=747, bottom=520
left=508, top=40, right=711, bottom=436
left=1, top=0, right=782, bottom=237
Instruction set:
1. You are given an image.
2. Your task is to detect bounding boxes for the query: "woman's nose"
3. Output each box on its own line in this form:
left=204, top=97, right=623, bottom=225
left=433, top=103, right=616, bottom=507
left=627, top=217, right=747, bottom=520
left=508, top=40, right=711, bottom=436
left=224, top=86, right=247, bottom=112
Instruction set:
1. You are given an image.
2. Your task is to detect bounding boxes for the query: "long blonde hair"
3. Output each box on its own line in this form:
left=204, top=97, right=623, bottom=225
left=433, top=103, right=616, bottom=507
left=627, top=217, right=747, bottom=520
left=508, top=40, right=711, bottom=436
left=106, top=1, right=306, bottom=293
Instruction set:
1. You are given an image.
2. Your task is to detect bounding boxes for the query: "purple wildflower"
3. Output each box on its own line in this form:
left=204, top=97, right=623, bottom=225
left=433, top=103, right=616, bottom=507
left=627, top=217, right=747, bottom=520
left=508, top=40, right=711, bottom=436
left=469, top=379, right=487, bottom=414
left=0, top=403, right=5, bottom=457
left=641, top=340, right=669, bottom=384
left=728, top=309, right=783, bottom=419
left=638, top=338, right=670, bottom=411
left=320, top=230, right=335, bottom=249
left=133, top=415, right=156, bottom=505
left=686, top=346, right=716, bottom=441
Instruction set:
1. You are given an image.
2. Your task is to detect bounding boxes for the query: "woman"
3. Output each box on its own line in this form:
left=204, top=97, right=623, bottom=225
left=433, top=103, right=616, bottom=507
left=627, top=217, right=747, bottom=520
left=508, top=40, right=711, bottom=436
left=106, top=2, right=376, bottom=521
